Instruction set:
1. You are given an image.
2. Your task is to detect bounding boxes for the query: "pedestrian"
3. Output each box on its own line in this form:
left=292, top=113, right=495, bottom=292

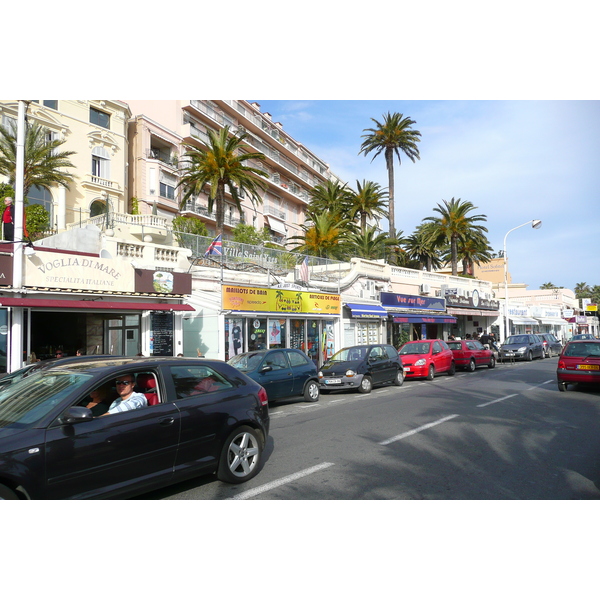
left=55, top=350, right=65, bottom=359
left=2, top=197, right=14, bottom=241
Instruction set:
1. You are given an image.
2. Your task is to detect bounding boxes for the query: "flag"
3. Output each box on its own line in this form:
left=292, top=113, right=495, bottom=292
left=204, top=234, right=222, bottom=257
left=299, top=256, right=309, bottom=282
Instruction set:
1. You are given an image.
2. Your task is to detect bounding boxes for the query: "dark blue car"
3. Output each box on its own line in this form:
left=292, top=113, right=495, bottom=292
left=228, top=348, right=319, bottom=403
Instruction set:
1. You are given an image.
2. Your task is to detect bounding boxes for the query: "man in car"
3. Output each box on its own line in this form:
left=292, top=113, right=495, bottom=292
left=105, top=375, right=148, bottom=415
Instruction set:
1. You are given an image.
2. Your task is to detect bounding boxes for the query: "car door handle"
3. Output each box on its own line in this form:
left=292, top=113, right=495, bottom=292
left=159, top=417, right=175, bottom=426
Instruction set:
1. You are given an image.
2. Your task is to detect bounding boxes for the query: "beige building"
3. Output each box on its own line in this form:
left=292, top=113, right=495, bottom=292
left=124, top=100, right=339, bottom=244
left=0, top=100, right=131, bottom=231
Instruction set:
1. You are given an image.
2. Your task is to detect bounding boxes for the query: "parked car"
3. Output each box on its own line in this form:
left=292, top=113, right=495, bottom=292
left=318, top=344, right=403, bottom=394
left=570, top=334, right=596, bottom=341
left=398, top=339, right=455, bottom=380
left=0, top=356, right=270, bottom=499
left=447, top=339, right=495, bottom=371
left=498, top=334, right=545, bottom=362
left=538, top=333, right=563, bottom=358
left=228, top=348, right=319, bottom=403
left=557, top=340, right=600, bottom=392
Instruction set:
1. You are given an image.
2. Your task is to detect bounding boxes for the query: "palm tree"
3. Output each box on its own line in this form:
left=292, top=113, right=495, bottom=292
left=454, top=231, right=494, bottom=275
left=348, top=180, right=388, bottom=235
left=359, top=112, right=421, bottom=239
left=574, top=282, right=591, bottom=298
left=307, top=179, right=353, bottom=219
left=540, top=282, right=560, bottom=289
left=177, top=126, right=269, bottom=236
left=403, top=223, right=443, bottom=271
left=0, top=121, right=76, bottom=196
left=422, top=198, right=488, bottom=276
left=349, top=226, right=395, bottom=260
left=288, top=210, right=355, bottom=259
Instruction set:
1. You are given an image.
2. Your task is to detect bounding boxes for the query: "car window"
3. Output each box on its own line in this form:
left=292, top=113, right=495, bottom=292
left=288, top=351, right=310, bottom=367
left=228, top=352, right=265, bottom=372
left=564, top=343, right=600, bottom=357
left=432, top=341, right=442, bottom=353
left=169, top=365, right=234, bottom=399
left=369, top=347, right=384, bottom=360
left=384, top=345, right=399, bottom=360
left=472, top=341, right=484, bottom=350
left=439, top=340, right=450, bottom=350
left=265, top=351, right=289, bottom=370
left=466, top=341, right=477, bottom=350
left=447, top=342, right=462, bottom=350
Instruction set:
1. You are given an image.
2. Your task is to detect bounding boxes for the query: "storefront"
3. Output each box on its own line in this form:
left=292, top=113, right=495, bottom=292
left=0, top=247, right=193, bottom=372
left=380, top=291, right=457, bottom=345
left=221, top=284, right=340, bottom=367
left=444, top=290, right=500, bottom=339
left=531, top=307, right=568, bottom=340
left=342, top=302, right=388, bottom=348
left=506, top=306, right=538, bottom=336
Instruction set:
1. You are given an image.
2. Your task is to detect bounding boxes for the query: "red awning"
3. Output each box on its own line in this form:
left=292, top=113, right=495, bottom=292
left=0, top=298, right=195, bottom=311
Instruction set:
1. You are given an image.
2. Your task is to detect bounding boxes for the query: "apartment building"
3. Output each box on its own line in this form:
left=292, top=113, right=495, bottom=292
left=0, top=100, right=130, bottom=231
left=124, top=100, right=338, bottom=244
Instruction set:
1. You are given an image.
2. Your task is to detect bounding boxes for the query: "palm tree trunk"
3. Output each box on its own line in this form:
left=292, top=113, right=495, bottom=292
left=215, top=182, right=226, bottom=236
left=385, top=147, right=395, bottom=239
left=451, top=235, right=458, bottom=276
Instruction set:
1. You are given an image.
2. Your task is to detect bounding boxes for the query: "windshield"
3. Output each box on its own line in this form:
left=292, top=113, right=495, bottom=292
left=0, top=370, right=94, bottom=429
left=328, top=347, right=366, bottom=362
left=228, top=352, right=266, bottom=372
left=564, top=343, right=600, bottom=358
left=399, top=342, right=431, bottom=355
left=504, top=336, right=529, bottom=345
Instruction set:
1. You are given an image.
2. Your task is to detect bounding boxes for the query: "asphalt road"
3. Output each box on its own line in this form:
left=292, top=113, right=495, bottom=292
left=136, top=357, right=600, bottom=500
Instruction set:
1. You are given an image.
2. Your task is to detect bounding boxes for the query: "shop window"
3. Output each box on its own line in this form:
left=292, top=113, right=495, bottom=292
left=290, top=319, right=306, bottom=352
left=226, top=318, right=245, bottom=360
left=248, top=319, right=267, bottom=351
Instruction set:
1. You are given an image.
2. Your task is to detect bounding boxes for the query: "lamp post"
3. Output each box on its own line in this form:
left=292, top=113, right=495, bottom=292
left=503, top=219, right=542, bottom=341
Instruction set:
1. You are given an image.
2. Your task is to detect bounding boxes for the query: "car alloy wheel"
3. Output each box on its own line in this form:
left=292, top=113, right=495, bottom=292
left=358, top=375, right=372, bottom=394
left=468, top=359, right=476, bottom=372
left=217, top=426, right=263, bottom=483
left=394, top=369, right=404, bottom=386
left=304, top=380, right=320, bottom=402
left=426, top=364, right=435, bottom=381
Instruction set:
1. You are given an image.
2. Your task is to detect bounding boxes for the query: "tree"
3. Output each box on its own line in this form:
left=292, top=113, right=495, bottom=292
left=349, top=226, right=396, bottom=260
left=453, top=231, right=494, bottom=275
left=422, top=197, right=488, bottom=276
left=540, top=282, right=560, bottom=289
left=574, top=282, right=591, bottom=298
left=231, top=223, right=270, bottom=246
left=288, top=210, right=355, bottom=259
left=24, top=204, right=50, bottom=241
left=0, top=121, right=76, bottom=196
left=359, top=112, right=421, bottom=239
left=307, top=179, right=353, bottom=219
left=348, top=180, right=388, bottom=235
left=403, top=223, right=443, bottom=271
left=177, top=126, right=269, bottom=237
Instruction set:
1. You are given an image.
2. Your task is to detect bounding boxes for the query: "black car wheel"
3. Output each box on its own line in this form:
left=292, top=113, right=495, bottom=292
left=304, top=380, right=320, bottom=402
left=426, top=364, right=435, bottom=381
left=467, top=359, right=476, bottom=372
left=358, top=375, right=372, bottom=394
left=0, top=483, right=18, bottom=500
left=394, top=369, right=404, bottom=386
left=448, top=362, right=456, bottom=376
left=527, top=351, right=533, bottom=361
left=488, top=356, right=496, bottom=368
left=217, top=426, right=263, bottom=484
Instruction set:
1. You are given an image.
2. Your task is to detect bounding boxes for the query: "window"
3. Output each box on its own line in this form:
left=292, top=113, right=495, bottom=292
left=27, top=186, right=53, bottom=223
left=159, top=182, right=175, bottom=200
left=91, top=146, right=110, bottom=181
left=90, top=107, right=110, bottom=129
left=266, top=351, right=289, bottom=370
left=288, top=351, right=310, bottom=367
left=43, top=100, right=58, bottom=110
left=169, top=366, right=233, bottom=399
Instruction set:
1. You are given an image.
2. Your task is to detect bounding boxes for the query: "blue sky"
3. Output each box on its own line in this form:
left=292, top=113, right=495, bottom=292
left=249, top=100, right=600, bottom=293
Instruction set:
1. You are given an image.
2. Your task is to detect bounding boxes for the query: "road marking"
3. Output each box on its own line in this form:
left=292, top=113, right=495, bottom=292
left=379, top=414, right=459, bottom=446
left=526, top=380, right=553, bottom=390
left=230, top=462, right=335, bottom=500
left=477, top=394, right=517, bottom=408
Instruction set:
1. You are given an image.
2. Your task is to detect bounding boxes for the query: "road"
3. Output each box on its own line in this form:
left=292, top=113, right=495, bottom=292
left=136, top=357, right=600, bottom=500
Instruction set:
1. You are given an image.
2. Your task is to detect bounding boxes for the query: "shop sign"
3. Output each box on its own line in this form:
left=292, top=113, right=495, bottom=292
left=222, top=285, right=340, bottom=315
left=134, top=269, right=191, bottom=295
left=563, top=309, right=574, bottom=318
left=0, top=254, right=13, bottom=286
left=444, top=289, right=500, bottom=311
left=380, top=291, right=445, bottom=312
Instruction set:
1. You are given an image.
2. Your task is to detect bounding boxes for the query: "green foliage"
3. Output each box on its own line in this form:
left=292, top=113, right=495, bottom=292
left=25, top=204, right=50, bottom=240
left=130, top=197, right=140, bottom=215
left=172, top=215, right=208, bottom=237
left=0, top=182, right=15, bottom=200
left=232, top=223, right=270, bottom=245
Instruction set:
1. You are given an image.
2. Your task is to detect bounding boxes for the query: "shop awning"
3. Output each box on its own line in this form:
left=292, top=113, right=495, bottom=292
left=447, top=307, right=500, bottom=317
left=387, top=312, right=457, bottom=324
left=534, top=317, right=567, bottom=325
left=509, top=316, right=537, bottom=325
left=345, top=303, right=388, bottom=318
left=0, top=298, right=195, bottom=311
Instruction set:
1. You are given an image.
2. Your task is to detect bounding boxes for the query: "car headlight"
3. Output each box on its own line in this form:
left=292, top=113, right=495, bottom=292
left=415, top=359, right=426, bottom=366
left=518, top=346, right=526, bottom=353
left=345, top=370, right=356, bottom=377
left=318, top=371, right=323, bottom=378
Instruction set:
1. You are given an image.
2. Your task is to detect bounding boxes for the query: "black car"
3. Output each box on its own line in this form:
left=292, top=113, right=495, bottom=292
left=0, top=356, right=270, bottom=499
left=318, top=344, right=404, bottom=394
left=538, top=333, right=563, bottom=358
left=228, top=348, right=319, bottom=403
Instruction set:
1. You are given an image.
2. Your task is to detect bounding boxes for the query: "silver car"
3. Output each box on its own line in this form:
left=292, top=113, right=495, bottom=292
left=499, top=334, right=545, bottom=362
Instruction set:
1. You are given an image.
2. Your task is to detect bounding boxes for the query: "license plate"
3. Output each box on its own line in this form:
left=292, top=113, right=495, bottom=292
left=577, top=364, right=599, bottom=370
left=325, top=379, right=341, bottom=384
left=504, top=352, right=515, bottom=356
left=403, top=367, right=411, bottom=372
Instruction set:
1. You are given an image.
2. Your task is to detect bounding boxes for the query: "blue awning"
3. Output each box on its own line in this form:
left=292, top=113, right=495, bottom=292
left=385, top=311, right=457, bottom=324
left=345, top=303, right=388, bottom=319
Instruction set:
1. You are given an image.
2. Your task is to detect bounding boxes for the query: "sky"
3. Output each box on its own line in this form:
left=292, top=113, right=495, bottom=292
left=246, top=99, right=600, bottom=293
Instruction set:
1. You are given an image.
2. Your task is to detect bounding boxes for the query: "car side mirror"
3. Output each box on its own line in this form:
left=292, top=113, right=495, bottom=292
left=259, top=365, right=273, bottom=373
left=59, top=406, right=94, bottom=425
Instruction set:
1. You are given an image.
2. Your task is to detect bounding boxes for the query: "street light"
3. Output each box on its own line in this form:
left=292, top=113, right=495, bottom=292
left=503, top=219, right=542, bottom=341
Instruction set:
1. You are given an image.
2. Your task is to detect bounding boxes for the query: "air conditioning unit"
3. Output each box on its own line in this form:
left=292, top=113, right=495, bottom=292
left=420, top=283, right=431, bottom=294
left=360, top=289, right=375, bottom=300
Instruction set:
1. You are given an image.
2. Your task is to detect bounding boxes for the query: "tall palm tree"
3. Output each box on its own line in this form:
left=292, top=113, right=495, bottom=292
left=348, top=180, right=388, bottom=235
left=359, top=112, right=421, bottom=239
left=403, top=223, right=443, bottom=272
left=307, top=179, right=353, bottom=219
left=177, top=126, right=269, bottom=236
left=0, top=121, right=76, bottom=196
left=349, top=225, right=395, bottom=260
left=574, top=282, right=591, bottom=298
left=454, top=231, right=494, bottom=275
left=540, top=282, right=560, bottom=290
left=288, top=210, right=355, bottom=259
left=422, top=197, right=488, bottom=276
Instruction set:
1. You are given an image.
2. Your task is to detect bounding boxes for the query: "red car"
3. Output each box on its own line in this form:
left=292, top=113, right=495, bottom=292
left=398, top=339, right=455, bottom=380
left=447, top=339, right=495, bottom=371
left=557, top=340, right=600, bottom=392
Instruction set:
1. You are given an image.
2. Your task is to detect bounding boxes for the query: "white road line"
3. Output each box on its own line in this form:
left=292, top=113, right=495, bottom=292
left=526, top=380, right=554, bottom=390
left=230, top=462, right=335, bottom=500
left=477, top=394, right=517, bottom=408
left=379, top=414, right=459, bottom=446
